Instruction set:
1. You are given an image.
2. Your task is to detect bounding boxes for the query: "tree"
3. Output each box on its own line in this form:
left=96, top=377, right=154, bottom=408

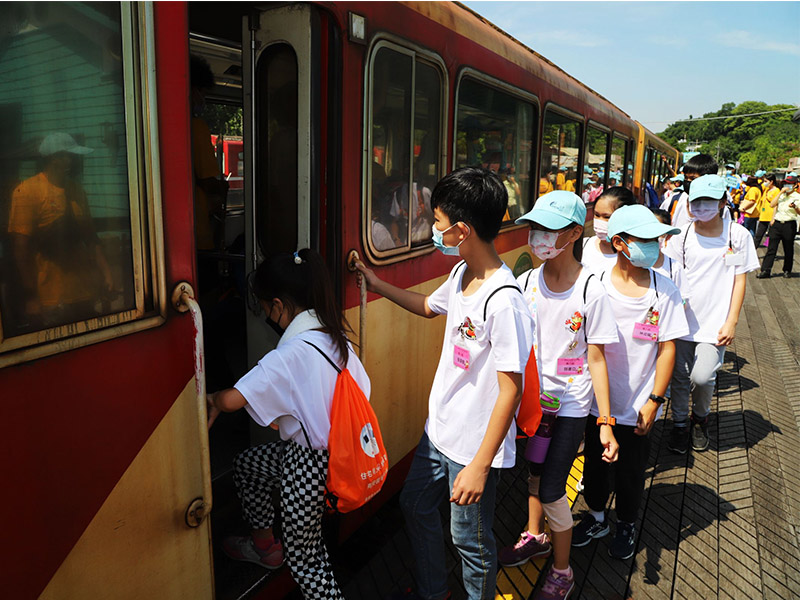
left=659, top=101, right=799, bottom=169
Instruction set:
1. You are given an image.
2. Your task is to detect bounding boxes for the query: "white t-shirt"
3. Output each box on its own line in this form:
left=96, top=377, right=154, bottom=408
left=652, top=253, right=681, bottom=286
left=664, top=220, right=759, bottom=343
left=517, top=266, right=619, bottom=418
left=582, top=236, right=618, bottom=276
left=671, top=191, right=690, bottom=228
left=593, top=270, right=689, bottom=426
left=235, top=330, right=371, bottom=451
left=426, top=262, right=534, bottom=468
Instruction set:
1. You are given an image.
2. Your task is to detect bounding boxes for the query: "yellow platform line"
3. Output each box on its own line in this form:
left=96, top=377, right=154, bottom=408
left=495, top=455, right=585, bottom=600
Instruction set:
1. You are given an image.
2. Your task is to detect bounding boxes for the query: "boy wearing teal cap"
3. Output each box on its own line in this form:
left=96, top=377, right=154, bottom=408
left=572, top=205, right=688, bottom=559
left=663, top=175, right=759, bottom=454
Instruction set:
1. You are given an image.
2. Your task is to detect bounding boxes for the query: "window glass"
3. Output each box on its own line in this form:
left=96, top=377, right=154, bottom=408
left=0, top=2, right=136, bottom=339
left=368, top=45, right=443, bottom=255
left=255, top=44, right=297, bottom=258
left=456, top=78, right=535, bottom=221
left=625, top=142, right=635, bottom=191
left=539, top=110, right=580, bottom=201
left=610, top=136, right=626, bottom=188
left=583, top=127, right=609, bottom=203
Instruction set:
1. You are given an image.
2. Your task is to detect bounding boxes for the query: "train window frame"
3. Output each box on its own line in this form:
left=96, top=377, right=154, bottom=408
left=539, top=103, right=585, bottom=197
left=362, top=36, right=448, bottom=265
left=453, top=67, right=540, bottom=229
left=0, top=3, right=167, bottom=368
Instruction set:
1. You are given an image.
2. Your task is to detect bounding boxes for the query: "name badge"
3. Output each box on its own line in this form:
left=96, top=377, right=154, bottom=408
left=557, top=357, right=584, bottom=376
left=633, top=322, right=659, bottom=341
left=453, top=345, right=470, bottom=370
left=724, top=253, right=744, bottom=267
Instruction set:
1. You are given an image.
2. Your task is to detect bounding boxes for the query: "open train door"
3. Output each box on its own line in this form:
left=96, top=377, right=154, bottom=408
left=242, top=4, right=323, bottom=368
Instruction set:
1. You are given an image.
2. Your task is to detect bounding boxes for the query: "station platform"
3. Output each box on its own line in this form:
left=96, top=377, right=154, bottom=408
left=226, top=248, right=800, bottom=600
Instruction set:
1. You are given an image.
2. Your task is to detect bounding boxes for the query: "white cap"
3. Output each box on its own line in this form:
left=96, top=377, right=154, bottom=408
left=39, top=132, right=93, bottom=156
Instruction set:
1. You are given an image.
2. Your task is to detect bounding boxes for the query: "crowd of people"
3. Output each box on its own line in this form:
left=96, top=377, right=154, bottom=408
left=205, top=156, right=790, bottom=599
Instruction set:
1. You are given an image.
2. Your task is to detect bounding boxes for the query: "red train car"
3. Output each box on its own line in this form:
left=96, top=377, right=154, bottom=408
left=0, top=2, right=677, bottom=599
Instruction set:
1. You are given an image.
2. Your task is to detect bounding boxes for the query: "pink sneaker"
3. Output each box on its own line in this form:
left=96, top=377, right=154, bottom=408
left=534, top=566, right=574, bottom=600
left=222, top=535, right=283, bottom=569
left=498, top=530, right=552, bottom=567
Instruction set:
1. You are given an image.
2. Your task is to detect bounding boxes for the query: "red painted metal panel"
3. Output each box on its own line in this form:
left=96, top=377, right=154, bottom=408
left=0, top=3, right=196, bottom=598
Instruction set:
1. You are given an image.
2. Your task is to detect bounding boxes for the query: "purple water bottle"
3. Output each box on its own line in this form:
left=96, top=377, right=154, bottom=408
left=524, top=392, right=561, bottom=463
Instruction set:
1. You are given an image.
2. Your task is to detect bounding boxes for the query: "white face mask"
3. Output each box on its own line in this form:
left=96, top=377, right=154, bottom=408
left=593, top=218, right=609, bottom=241
left=690, top=200, right=720, bottom=222
left=528, top=229, right=567, bottom=260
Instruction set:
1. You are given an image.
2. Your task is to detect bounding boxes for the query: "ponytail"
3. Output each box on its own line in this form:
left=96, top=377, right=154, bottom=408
left=251, top=248, right=353, bottom=366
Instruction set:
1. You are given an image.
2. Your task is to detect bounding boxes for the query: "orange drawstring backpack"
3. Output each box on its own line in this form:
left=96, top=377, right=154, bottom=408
left=301, top=341, right=388, bottom=513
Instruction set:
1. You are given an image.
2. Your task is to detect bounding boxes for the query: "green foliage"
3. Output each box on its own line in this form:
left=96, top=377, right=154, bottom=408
left=659, top=101, right=799, bottom=170
left=204, top=104, right=243, bottom=137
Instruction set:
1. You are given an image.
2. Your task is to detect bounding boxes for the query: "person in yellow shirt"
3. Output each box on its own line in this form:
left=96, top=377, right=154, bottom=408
left=564, top=168, right=576, bottom=193
left=539, top=169, right=554, bottom=196
left=758, top=173, right=800, bottom=278
left=556, top=166, right=567, bottom=190
left=754, top=174, right=779, bottom=247
left=8, top=132, right=114, bottom=331
left=739, top=176, right=762, bottom=237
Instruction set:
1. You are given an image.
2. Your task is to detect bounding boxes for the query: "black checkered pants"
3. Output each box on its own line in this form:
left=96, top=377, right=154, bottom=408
left=233, top=440, right=343, bottom=599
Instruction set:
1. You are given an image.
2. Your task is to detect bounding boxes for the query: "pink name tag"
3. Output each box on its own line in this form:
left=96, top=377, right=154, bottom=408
left=556, top=357, right=584, bottom=375
left=633, top=322, right=659, bottom=341
left=453, top=345, right=471, bottom=370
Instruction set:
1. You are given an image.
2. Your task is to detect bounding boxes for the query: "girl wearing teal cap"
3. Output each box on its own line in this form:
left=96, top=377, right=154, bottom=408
left=574, top=205, right=688, bottom=560
left=500, top=191, right=619, bottom=600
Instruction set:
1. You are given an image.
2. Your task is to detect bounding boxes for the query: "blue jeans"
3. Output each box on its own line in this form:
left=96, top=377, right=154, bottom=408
left=400, top=433, right=499, bottom=600
left=743, top=217, right=758, bottom=237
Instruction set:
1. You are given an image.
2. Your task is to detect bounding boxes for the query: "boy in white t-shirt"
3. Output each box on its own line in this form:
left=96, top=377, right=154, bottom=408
left=573, top=205, right=689, bottom=560
left=664, top=174, right=759, bottom=454
left=357, top=167, right=534, bottom=600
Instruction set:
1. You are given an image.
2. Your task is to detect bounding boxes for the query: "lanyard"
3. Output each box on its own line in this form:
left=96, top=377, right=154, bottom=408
left=682, top=221, right=732, bottom=269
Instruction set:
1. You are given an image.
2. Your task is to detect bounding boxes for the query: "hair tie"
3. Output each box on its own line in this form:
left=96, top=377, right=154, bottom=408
left=293, top=251, right=303, bottom=264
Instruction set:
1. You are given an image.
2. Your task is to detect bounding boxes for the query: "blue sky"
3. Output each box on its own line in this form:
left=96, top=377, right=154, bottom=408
left=462, top=1, right=800, bottom=133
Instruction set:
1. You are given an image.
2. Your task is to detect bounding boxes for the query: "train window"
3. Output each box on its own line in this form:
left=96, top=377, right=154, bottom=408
left=366, top=43, right=444, bottom=257
left=610, top=136, right=626, bottom=188
left=625, top=141, right=635, bottom=191
left=255, top=44, right=298, bottom=257
left=0, top=2, right=159, bottom=360
left=584, top=126, right=610, bottom=200
left=539, top=110, right=581, bottom=200
left=455, top=78, right=536, bottom=221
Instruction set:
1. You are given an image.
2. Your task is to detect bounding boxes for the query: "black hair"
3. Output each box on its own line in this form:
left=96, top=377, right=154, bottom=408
left=430, top=166, right=507, bottom=242
left=650, top=207, right=671, bottom=225
left=572, top=224, right=584, bottom=262
left=190, top=54, right=215, bottom=91
left=682, top=153, right=718, bottom=176
left=597, top=185, right=636, bottom=210
left=251, top=248, right=353, bottom=366
left=746, top=176, right=759, bottom=187
left=764, top=173, right=776, bottom=185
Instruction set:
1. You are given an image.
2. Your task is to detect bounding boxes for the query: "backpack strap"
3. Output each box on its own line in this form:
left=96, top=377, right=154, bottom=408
left=581, top=273, right=595, bottom=343
left=303, top=340, right=342, bottom=374
left=524, top=269, right=534, bottom=293
left=451, top=260, right=467, bottom=280
left=483, top=285, right=522, bottom=321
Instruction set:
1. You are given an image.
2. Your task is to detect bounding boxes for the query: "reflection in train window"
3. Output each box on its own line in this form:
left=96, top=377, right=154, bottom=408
left=455, top=78, right=536, bottom=221
left=539, top=110, right=581, bottom=201
left=584, top=127, right=610, bottom=202
left=625, top=141, right=635, bottom=191
left=255, top=44, right=297, bottom=258
left=610, top=136, right=626, bottom=188
left=0, top=2, right=137, bottom=341
left=367, top=43, right=444, bottom=256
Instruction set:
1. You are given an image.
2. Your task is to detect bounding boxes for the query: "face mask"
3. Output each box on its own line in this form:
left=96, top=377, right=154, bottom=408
left=593, top=218, right=609, bottom=241
left=529, top=229, right=567, bottom=260
left=431, top=222, right=468, bottom=256
left=725, top=170, right=732, bottom=176
left=265, top=303, right=286, bottom=337
left=621, top=239, right=660, bottom=269
left=690, top=201, right=720, bottom=222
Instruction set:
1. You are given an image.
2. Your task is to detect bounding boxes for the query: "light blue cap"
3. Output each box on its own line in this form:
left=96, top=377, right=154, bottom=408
left=755, top=169, right=766, bottom=177
left=559, top=165, right=567, bottom=171
left=670, top=174, right=684, bottom=182
left=584, top=165, right=593, bottom=174
left=607, top=205, right=680, bottom=240
left=516, top=191, right=586, bottom=229
left=725, top=163, right=735, bottom=168
left=689, top=174, right=727, bottom=202
left=583, top=178, right=593, bottom=185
